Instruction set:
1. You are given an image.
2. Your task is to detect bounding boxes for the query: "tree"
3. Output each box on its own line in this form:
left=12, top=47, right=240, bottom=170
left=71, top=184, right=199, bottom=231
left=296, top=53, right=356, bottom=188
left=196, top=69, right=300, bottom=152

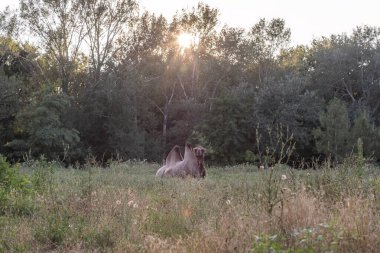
left=0, top=71, right=22, bottom=157
left=0, top=6, right=18, bottom=37
left=79, top=0, right=138, bottom=84
left=313, top=98, right=350, bottom=162
left=21, top=0, right=85, bottom=94
left=0, top=36, right=40, bottom=159
left=254, top=75, right=322, bottom=162
left=309, top=28, right=380, bottom=112
left=245, top=18, right=291, bottom=86
left=200, top=94, right=252, bottom=163
left=6, top=88, right=80, bottom=162
left=351, top=110, right=380, bottom=160
left=116, top=5, right=222, bottom=158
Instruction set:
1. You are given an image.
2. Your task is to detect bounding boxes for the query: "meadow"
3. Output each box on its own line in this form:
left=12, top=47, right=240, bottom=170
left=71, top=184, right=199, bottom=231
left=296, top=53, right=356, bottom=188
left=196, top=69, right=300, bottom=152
left=1, top=157, right=380, bottom=252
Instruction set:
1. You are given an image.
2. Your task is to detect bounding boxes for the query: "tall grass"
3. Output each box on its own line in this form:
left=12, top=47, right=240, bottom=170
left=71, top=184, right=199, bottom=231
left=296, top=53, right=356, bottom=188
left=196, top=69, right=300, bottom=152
left=1, top=158, right=380, bottom=252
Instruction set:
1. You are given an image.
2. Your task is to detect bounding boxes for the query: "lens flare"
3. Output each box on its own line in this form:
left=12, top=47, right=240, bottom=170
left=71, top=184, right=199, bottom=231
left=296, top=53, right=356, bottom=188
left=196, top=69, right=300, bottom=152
left=177, top=32, right=198, bottom=49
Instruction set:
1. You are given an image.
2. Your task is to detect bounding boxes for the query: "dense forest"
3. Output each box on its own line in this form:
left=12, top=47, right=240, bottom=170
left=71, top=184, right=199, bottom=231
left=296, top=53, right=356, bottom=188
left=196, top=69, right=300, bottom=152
left=1, top=0, right=380, bottom=166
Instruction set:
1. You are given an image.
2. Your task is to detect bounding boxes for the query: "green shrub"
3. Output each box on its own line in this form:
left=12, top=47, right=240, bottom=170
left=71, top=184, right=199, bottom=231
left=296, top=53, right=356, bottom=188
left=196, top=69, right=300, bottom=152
left=0, top=154, right=34, bottom=215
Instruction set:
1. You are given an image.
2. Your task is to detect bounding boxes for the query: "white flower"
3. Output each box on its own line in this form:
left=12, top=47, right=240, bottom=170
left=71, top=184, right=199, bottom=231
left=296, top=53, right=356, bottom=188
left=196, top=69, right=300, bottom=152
left=281, top=174, right=287, bottom=180
left=127, top=200, right=134, bottom=207
left=133, top=203, right=139, bottom=209
left=226, top=199, right=231, bottom=205
left=116, top=200, right=121, bottom=205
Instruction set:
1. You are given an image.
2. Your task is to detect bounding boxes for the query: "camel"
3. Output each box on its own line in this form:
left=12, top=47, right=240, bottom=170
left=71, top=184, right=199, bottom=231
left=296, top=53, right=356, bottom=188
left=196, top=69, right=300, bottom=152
left=155, top=145, right=183, bottom=177
left=156, top=144, right=207, bottom=178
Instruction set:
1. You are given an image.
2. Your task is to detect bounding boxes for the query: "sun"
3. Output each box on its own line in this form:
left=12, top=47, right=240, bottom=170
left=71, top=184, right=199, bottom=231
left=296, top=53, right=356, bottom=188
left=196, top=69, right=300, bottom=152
left=177, top=32, right=198, bottom=49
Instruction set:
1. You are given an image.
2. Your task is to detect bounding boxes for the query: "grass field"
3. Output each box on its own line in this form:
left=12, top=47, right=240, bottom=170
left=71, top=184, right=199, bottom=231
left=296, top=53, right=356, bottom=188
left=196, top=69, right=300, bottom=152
left=1, top=158, right=380, bottom=252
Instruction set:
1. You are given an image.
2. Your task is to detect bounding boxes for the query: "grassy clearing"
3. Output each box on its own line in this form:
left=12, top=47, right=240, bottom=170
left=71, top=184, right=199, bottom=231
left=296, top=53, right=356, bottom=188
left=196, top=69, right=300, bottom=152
left=1, top=159, right=380, bottom=252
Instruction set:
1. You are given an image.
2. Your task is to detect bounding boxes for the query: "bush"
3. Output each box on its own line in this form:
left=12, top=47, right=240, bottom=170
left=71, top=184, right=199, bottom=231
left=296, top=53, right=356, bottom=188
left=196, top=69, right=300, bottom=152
left=0, top=154, right=34, bottom=215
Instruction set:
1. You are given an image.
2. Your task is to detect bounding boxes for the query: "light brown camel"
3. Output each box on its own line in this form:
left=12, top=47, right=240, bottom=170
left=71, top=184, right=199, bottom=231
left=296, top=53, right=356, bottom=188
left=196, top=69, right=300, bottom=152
left=156, top=144, right=207, bottom=178
left=155, top=145, right=183, bottom=177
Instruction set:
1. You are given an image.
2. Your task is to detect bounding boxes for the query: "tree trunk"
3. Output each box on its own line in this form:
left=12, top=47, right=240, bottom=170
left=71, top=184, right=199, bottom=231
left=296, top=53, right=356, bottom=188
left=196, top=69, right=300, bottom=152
left=162, top=105, right=169, bottom=164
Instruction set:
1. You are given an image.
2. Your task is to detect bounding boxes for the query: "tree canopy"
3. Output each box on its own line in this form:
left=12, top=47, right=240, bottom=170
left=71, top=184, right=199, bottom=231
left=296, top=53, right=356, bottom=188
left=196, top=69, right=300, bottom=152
left=1, top=1, right=380, bottom=165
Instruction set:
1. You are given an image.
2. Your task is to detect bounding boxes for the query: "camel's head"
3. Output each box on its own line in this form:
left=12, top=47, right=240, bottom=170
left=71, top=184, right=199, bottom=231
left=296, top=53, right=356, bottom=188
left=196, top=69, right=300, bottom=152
left=193, top=146, right=206, bottom=160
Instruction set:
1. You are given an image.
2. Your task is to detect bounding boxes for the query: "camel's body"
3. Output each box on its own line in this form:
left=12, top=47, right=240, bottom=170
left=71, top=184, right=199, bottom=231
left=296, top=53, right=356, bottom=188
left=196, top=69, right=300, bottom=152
left=155, top=145, right=182, bottom=177
left=156, top=144, right=206, bottom=178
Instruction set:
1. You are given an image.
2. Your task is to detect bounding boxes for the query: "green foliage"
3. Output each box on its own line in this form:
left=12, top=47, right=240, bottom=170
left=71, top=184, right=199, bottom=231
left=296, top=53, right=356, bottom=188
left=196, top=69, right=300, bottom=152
left=1, top=1, right=380, bottom=165
left=7, top=89, right=80, bottom=161
left=0, top=154, right=31, bottom=196
left=0, top=38, right=39, bottom=159
left=351, top=111, right=380, bottom=160
left=244, top=150, right=258, bottom=163
left=314, top=104, right=380, bottom=164
left=201, top=95, right=252, bottom=163
left=313, top=98, right=350, bottom=162
left=0, top=154, right=34, bottom=215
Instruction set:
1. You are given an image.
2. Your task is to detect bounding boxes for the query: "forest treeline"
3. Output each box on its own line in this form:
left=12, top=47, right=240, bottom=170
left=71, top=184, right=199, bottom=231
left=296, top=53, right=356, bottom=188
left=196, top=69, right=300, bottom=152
left=1, top=0, right=380, bottom=165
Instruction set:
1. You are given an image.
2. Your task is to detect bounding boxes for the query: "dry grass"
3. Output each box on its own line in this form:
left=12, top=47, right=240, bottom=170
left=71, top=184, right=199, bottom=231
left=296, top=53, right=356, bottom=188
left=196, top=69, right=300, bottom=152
left=1, top=161, right=380, bottom=252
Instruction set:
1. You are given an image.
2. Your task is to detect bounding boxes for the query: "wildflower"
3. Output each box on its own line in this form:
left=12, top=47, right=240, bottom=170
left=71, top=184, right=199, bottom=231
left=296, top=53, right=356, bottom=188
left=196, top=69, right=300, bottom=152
left=133, top=203, right=139, bottom=209
left=226, top=199, right=231, bottom=205
left=281, top=174, right=287, bottom=180
left=116, top=200, right=121, bottom=205
left=127, top=200, right=134, bottom=207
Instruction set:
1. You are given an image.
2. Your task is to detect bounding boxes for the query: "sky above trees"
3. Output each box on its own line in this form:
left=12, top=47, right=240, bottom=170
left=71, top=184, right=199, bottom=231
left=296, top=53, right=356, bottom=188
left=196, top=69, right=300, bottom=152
left=138, top=0, right=379, bottom=45
left=1, top=0, right=379, bottom=45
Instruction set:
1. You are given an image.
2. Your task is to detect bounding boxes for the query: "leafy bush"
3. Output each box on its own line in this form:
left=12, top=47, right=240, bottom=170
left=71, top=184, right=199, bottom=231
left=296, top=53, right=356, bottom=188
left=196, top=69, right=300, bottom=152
left=0, top=154, right=34, bottom=215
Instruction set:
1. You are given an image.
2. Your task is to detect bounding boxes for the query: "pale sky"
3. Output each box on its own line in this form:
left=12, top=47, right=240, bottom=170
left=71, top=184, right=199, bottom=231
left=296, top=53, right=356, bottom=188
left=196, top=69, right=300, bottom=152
left=1, top=0, right=379, bottom=45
